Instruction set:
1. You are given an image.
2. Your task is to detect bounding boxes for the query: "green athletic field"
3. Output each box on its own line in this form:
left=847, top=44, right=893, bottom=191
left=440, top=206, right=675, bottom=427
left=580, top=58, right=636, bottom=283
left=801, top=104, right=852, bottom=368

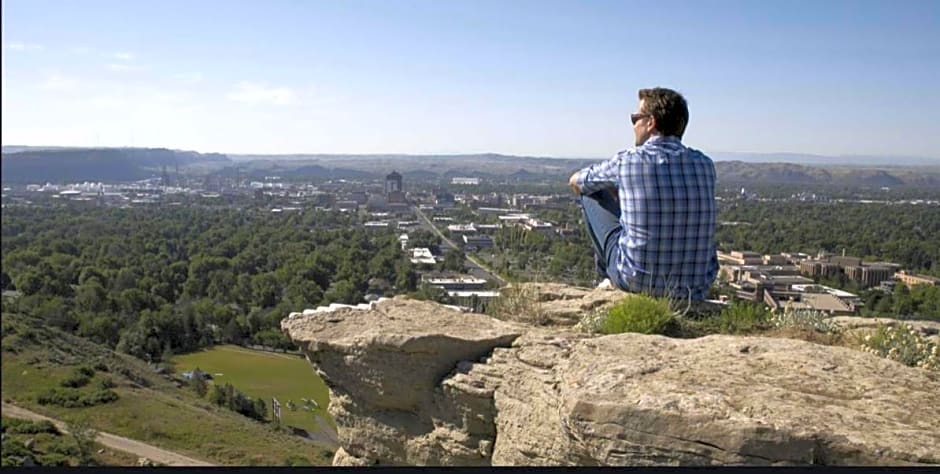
left=171, top=345, right=332, bottom=433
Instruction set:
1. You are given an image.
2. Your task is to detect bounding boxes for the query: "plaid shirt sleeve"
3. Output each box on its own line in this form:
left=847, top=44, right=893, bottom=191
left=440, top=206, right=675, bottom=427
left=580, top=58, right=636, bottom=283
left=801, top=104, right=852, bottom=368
left=576, top=152, right=624, bottom=195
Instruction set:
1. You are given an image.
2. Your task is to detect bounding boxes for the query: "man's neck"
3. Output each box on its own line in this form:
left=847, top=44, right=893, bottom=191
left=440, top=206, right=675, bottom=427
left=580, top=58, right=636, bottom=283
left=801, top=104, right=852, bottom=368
left=645, top=134, right=680, bottom=145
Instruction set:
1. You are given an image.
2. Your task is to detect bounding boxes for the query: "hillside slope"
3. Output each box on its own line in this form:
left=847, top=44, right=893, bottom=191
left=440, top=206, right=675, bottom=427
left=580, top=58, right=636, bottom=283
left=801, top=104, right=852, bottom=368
left=1, top=312, right=332, bottom=466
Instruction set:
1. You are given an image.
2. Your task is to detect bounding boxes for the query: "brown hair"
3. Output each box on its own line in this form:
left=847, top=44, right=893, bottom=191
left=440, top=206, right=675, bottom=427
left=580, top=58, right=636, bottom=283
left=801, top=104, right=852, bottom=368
left=638, top=87, right=689, bottom=139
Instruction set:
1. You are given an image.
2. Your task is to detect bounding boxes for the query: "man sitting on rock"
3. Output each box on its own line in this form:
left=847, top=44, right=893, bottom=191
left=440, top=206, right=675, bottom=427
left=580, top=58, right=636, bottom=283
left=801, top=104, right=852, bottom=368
left=569, top=87, right=718, bottom=302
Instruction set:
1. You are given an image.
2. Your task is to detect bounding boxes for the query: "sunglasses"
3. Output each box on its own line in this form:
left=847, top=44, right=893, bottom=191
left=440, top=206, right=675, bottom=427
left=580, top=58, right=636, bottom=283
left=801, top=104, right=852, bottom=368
left=630, top=113, right=651, bottom=125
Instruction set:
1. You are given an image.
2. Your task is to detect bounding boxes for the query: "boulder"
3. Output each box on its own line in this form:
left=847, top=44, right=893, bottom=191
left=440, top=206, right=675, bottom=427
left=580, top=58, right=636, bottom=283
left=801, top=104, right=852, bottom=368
left=283, top=296, right=523, bottom=465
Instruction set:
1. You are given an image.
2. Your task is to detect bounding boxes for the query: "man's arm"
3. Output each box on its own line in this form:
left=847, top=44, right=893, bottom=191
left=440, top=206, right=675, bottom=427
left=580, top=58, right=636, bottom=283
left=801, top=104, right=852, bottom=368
left=572, top=152, right=623, bottom=196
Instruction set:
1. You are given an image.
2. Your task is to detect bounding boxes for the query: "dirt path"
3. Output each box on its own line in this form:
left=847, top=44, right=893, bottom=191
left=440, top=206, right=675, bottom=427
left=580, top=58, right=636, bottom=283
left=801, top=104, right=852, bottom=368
left=1, top=402, right=216, bottom=466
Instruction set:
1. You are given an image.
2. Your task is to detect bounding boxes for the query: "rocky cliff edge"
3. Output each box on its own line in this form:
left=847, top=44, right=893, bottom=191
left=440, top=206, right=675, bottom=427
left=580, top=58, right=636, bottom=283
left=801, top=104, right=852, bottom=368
left=281, top=284, right=940, bottom=466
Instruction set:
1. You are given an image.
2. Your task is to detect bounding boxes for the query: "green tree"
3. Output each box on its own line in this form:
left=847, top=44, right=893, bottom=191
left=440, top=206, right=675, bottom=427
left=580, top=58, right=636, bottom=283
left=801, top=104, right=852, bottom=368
left=189, top=369, right=209, bottom=398
left=209, top=384, right=226, bottom=407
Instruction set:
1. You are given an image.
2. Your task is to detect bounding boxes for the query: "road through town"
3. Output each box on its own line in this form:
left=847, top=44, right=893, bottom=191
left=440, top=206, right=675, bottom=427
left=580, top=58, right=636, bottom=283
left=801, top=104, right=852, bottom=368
left=412, top=206, right=507, bottom=285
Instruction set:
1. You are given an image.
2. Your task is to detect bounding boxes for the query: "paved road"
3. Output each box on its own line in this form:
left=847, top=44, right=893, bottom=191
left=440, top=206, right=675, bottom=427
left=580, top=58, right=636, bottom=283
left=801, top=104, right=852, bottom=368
left=1, top=402, right=216, bottom=466
left=412, top=206, right=507, bottom=285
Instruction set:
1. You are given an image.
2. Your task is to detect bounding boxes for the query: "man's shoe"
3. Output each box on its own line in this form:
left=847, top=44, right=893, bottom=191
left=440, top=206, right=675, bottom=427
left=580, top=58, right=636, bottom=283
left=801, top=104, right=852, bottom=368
left=596, top=278, right=613, bottom=289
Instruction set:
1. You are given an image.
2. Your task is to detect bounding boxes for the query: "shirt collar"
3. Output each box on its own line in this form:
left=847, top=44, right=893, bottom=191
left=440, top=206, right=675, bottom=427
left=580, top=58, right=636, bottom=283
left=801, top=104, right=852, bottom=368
left=645, top=135, right=682, bottom=145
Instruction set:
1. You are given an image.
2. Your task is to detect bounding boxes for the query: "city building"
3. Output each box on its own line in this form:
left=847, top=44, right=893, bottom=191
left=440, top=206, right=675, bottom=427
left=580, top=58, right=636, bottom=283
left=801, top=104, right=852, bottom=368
left=844, top=265, right=894, bottom=288
left=478, top=207, right=521, bottom=215
left=828, top=255, right=862, bottom=268
left=895, top=271, right=940, bottom=287
left=498, top=214, right=531, bottom=224
left=772, top=293, right=857, bottom=316
left=800, top=260, right=842, bottom=278
left=387, top=190, right=407, bottom=204
left=718, top=251, right=763, bottom=265
left=523, top=219, right=554, bottom=234
left=385, top=171, right=403, bottom=195
left=367, top=194, right=388, bottom=211
left=434, top=193, right=456, bottom=209
left=422, top=275, right=488, bottom=291
left=762, top=254, right=789, bottom=265
left=451, top=177, right=481, bottom=185
left=410, top=248, right=437, bottom=265
left=363, top=221, right=390, bottom=230
left=475, top=224, right=502, bottom=233
left=447, top=224, right=477, bottom=234
left=782, top=252, right=811, bottom=263
left=462, top=234, right=494, bottom=250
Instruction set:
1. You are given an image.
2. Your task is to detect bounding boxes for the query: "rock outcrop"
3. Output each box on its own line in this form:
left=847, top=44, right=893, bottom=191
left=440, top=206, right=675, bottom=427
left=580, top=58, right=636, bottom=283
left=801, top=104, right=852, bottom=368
left=282, top=287, right=940, bottom=466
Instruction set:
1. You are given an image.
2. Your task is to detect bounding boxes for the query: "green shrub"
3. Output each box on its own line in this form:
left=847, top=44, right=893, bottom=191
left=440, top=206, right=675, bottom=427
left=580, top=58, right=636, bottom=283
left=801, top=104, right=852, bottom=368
left=601, top=295, right=674, bottom=335
left=2, top=418, right=59, bottom=435
left=81, top=389, right=119, bottom=406
left=860, top=324, right=939, bottom=370
left=770, top=309, right=841, bottom=334
left=37, top=388, right=118, bottom=408
left=37, top=388, right=83, bottom=407
left=60, top=373, right=91, bottom=389
left=60, top=366, right=96, bottom=388
left=38, top=453, right=71, bottom=466
left=712, top=302, right=772, bottom=334
left=75, top=366, right=95, bottom=378
left=1, top=437, right=33, bottom=459
left=97, top=377, right=116, bottom=390
left=46, top=438, right=80, bottom=457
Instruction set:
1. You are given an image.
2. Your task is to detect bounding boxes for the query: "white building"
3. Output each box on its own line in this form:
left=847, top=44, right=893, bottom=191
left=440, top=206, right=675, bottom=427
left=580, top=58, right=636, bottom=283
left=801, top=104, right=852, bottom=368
left=462, top=234, right=494, bottom=250
left=410, top=248, right=437, bottom=265
left=447, top=224, right=477, bottom=233
left=423, top=276, right=488, bottom=290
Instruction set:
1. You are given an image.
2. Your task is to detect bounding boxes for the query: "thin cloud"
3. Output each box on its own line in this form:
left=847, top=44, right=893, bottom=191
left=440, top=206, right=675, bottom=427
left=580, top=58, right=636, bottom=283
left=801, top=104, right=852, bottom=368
left=227, top=81, right=295, bottom=105
left=69, top=46, right=92, bottom=55
left=107, top=63, right=148, bottom=72
left=39, top=74, right=79, bottom=92
left=112, top=51, right=136, bottom=61
left=4, top=42, right=44, bottom=51
left=172, top=72, right=204, bottom=83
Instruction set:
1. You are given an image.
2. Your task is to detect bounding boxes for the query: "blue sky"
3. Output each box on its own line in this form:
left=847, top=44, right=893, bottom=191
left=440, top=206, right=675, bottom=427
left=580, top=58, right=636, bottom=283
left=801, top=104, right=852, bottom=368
left=2, top=0, right=939, bottom=158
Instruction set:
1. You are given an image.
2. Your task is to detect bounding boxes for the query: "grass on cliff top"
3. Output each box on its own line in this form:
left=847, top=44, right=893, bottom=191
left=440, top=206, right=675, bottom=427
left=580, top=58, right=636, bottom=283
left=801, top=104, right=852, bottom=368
left=583, top=296, right=835, bottom=340
left=171, top=345, right=332, bottom=433
left=1, top=312, right=333, bottom=466
left=601, top=296, right=674, bottom=335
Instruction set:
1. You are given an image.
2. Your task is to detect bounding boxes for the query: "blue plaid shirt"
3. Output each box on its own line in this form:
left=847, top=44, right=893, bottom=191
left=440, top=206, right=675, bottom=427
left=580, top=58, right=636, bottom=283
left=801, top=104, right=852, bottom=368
left=576, top=135, right=719, bottom=300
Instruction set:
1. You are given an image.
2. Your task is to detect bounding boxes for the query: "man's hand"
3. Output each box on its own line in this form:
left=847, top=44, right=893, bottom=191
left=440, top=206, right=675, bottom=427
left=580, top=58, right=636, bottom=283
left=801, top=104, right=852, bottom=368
left=569, top=172, right=581, bottom=195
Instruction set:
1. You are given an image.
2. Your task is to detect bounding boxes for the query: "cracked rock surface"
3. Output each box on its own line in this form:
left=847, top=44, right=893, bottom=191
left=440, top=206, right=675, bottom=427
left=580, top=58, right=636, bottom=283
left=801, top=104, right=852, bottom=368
left=282, top=287, right=940, bottom=466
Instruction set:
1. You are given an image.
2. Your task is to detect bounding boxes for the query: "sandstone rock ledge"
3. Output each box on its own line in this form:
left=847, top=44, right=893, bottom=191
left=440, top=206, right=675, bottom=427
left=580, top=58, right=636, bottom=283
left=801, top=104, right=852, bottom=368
left=282, top=290, right=940, bottom=467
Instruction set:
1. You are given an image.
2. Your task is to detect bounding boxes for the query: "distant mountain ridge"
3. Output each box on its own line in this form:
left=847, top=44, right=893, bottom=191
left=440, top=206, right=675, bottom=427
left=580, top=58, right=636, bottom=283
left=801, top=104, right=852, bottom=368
left=1, top=147, right=230, bottom=183
left=712, top=161, right=940, bottom=187
left=2, top=146, right=938, bottom=188
left=710, top=151, right=939, bottom=167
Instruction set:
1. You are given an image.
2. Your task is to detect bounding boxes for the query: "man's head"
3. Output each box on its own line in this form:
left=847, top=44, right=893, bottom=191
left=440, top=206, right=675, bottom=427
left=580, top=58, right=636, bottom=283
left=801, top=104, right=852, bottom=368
left=631, top=87, right=689, bottom=146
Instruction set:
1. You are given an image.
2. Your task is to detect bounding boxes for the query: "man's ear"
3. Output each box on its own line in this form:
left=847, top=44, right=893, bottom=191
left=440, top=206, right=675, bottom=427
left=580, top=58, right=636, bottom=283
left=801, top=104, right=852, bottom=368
left=647, top=116, right=658, bottom=134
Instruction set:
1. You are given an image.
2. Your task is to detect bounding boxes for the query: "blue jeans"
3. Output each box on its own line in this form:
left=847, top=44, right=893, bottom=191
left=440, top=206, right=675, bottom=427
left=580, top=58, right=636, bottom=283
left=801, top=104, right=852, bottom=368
left=578, top=189, right=626, bottom=290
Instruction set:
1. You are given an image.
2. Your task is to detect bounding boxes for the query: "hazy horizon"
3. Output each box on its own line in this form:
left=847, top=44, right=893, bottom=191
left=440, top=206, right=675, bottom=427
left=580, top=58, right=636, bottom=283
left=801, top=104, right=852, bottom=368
left=4, top=144, right=939, bottom=167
